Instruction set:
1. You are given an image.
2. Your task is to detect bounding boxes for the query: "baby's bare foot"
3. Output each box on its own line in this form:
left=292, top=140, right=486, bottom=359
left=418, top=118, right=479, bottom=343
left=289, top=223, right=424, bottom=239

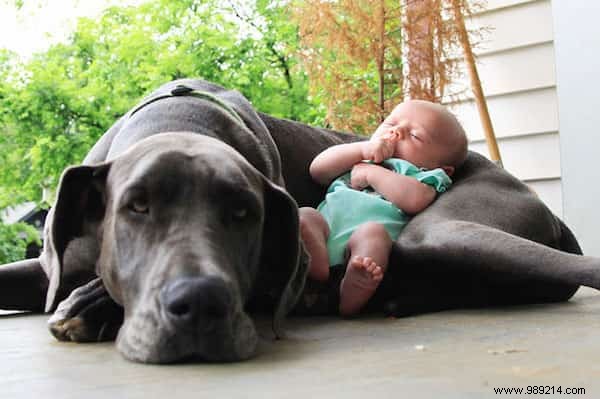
left=339, top=256, right=384, bottom=316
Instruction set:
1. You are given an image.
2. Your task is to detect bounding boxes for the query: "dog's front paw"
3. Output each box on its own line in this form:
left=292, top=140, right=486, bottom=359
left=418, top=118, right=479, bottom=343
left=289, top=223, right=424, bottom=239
left=48, top=278, right=123, bottom=342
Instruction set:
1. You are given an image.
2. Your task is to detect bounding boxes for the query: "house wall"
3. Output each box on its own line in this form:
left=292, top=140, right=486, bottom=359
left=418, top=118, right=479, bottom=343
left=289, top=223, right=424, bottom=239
left=552, top=1, right=600, bottom=256
left=446, top=0, right=563, bottom=216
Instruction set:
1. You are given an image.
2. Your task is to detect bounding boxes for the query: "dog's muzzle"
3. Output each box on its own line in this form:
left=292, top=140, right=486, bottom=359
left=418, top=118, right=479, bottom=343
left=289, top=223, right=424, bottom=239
left=160, top=276, right=232, bottom=332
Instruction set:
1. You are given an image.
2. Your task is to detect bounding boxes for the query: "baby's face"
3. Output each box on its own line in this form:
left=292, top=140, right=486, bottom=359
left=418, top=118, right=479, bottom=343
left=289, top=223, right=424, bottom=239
left=378, top=100, right=456, bottom=170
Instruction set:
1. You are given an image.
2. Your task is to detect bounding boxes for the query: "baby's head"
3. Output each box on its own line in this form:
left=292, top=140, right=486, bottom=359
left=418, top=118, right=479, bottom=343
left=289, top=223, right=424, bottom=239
left=378, top=99, right=468, bottom=176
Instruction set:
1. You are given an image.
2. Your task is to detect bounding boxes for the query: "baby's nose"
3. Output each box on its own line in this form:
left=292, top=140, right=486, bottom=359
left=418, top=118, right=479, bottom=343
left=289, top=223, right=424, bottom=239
left=391, top=123, right=409, bottom=139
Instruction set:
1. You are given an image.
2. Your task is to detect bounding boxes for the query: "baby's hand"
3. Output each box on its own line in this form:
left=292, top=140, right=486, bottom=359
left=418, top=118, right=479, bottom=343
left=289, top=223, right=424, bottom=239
left=350, top=163, right=373, bottom=190
left=363, top=135, right=396, bottom=163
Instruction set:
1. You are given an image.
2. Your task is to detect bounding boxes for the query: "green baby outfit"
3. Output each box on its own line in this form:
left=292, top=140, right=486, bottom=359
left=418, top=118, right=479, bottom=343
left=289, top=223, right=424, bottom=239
left=317, top=158, right=451, bottom=266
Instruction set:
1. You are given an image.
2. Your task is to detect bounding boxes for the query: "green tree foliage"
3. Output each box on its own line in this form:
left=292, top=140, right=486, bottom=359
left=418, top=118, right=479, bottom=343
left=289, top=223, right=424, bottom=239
left=227, top=0, right=325, bottom=123
left=0, top=222, right=40, bottom=264
left=0, top=0, right=321, bottom=209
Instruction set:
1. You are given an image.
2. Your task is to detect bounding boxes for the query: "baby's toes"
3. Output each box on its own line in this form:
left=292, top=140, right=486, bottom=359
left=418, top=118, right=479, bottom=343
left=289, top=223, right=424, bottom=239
left=372, top=265, right=383, bottom=277
left=365, top=261, right=377, bottom=273
left=349, top=256, right=364, bottom=269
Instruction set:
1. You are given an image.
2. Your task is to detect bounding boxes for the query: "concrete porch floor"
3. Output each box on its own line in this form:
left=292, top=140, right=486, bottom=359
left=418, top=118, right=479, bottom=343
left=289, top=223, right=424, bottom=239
left=1, top=288, right=599, bottom=399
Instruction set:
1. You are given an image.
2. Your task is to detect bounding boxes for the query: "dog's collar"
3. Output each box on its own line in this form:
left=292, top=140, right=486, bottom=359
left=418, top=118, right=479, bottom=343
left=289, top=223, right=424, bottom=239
left=128, top=84, right=246, bottom=127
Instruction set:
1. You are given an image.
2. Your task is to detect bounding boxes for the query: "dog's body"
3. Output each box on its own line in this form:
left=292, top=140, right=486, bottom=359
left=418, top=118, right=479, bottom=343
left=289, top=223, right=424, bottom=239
left=1, top=79, right=599, bottom=363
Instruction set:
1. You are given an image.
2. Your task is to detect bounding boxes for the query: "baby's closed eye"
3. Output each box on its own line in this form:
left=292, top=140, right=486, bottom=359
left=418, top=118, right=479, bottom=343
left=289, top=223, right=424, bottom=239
left=409, top=131, right=421, bottom=140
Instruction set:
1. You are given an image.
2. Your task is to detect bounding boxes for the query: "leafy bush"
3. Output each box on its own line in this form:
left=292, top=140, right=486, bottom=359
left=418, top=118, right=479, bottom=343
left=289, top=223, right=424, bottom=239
left=0, top=0, right=322, bottom=209
left=0, top=222, right=41, bottom=264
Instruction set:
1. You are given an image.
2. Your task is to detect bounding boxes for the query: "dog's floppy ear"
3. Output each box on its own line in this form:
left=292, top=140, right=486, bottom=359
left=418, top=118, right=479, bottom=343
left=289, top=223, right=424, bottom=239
left=259, top=179, right=308, bottom=337
left=44, top=163, right=110, bottom=312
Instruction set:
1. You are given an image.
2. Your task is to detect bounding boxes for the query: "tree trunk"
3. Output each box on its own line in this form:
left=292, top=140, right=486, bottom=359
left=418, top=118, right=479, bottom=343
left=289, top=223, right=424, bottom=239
left=404, top=0, right=436, bottom=101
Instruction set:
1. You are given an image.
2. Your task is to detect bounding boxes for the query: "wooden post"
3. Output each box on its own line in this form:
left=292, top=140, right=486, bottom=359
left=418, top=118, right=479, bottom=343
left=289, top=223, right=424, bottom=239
left=450, top=0, right=503, bottom=167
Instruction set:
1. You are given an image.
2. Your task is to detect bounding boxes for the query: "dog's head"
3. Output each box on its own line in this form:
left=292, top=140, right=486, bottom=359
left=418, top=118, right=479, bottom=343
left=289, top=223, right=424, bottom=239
left=45, top=133, right=307, bottom=363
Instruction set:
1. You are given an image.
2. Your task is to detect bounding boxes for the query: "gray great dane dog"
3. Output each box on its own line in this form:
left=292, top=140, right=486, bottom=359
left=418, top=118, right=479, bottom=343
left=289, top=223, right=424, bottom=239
left=1, top=78, right=599, bottom=363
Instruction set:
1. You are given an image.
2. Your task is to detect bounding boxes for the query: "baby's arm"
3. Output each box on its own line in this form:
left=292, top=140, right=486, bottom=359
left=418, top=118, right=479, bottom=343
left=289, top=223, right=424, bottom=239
left=351, top=163, right=436, bottom=214
left=310, top=142, right=373, bottom=185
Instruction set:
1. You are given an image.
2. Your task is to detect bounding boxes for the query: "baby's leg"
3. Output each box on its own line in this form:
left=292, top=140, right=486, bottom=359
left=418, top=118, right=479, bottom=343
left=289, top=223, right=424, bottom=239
left=339, top=222, right=393, bottom=316
left=299, top=207, right=331, bottom=282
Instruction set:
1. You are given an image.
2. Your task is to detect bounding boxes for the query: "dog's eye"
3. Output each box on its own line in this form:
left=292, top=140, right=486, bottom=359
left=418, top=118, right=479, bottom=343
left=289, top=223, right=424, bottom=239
left=231, top=207, right=248, bottom=220
left=128, top=199, right=149, bottom=214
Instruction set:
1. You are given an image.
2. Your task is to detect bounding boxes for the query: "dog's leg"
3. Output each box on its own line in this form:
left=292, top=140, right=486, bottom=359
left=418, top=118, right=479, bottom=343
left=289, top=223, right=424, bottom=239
left=48, top=277, right=123, bottom=342
left=399, top=220, right=600, bottom=292
left=379, top=266, right=579, bottom=318
left=0, top=258, right=48, bottom=311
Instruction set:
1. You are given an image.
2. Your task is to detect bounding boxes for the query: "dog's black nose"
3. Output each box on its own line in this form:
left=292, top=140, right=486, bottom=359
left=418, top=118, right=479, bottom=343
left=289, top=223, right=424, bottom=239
left=161, top=276, right=231, bottom=329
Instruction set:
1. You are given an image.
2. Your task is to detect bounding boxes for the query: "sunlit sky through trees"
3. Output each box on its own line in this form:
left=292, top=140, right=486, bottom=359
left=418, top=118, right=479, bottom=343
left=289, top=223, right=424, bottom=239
left=0, top=0, right=145, bottom=57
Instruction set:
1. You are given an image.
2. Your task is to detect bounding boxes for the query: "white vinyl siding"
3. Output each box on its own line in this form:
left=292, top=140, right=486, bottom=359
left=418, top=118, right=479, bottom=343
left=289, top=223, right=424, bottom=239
left=552, top=1, right=600, bottom=256
left=446, top=0, right=562, bottom=216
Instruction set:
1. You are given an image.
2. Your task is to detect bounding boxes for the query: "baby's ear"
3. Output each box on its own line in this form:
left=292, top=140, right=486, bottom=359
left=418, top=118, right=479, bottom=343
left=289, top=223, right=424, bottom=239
left=442, top=165, right=455, bottom=176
